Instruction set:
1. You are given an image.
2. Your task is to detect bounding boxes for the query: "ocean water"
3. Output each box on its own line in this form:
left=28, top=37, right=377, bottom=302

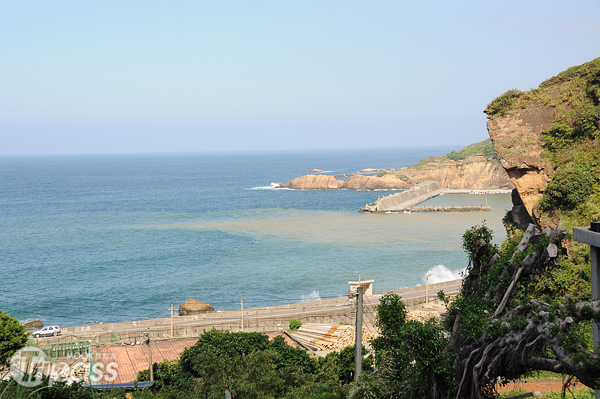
left=0, top=148, right=512, bottom=327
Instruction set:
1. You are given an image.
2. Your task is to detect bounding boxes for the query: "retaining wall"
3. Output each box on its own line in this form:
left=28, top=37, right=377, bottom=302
left=38, top=280, right=462, bottom=346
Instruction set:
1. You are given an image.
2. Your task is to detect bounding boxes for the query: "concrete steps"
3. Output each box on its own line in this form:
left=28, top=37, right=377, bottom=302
left=288, top=323, right=352, bottom=350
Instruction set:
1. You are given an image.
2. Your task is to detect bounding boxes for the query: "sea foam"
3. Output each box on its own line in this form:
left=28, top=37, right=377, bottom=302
left=425, top=264, right=465, bottom=284
left=300, top=291, right=321, bottom=302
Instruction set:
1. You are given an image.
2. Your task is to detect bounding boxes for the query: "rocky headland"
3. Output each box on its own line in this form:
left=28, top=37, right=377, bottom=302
left=275, top=139, right=513, bottom=191
left=485, top=57, right=600, bottom=229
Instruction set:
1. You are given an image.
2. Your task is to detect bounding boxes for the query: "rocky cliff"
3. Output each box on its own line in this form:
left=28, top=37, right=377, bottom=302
left=395, top=140, right=513, bottom=190
left=485, top=57, right=600, bottom=229
left=277, top=139, right=513, bottom=191
left=486, top=103, right=554, bottom=222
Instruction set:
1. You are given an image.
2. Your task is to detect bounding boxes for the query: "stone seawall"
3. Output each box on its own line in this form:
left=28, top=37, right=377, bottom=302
left=37, top=280, right=462, bottom=346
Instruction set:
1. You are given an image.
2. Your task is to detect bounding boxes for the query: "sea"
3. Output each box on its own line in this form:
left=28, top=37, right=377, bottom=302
left=0, top=148, right=512, bottom=328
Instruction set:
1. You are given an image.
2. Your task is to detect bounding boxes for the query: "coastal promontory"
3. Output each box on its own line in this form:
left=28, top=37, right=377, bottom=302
left=485, top=57, right=600, bottom=229
left=276, top=139, right=513, bottom=191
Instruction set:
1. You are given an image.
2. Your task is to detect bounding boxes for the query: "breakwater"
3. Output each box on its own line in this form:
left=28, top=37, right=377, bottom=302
left=361, top=182, right=510, bottom=213
left=411, top=205, right=491, bottom=213
left=361, top=181, right=440, bottom=212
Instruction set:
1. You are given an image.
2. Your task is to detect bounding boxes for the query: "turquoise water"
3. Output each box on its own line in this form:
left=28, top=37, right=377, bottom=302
left=0, top=149, right=512, bottom=327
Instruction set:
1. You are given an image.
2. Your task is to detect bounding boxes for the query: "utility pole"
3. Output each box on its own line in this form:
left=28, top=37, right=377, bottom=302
left=240, top=298, right=246, bottom=332
left=88, top=340, right=93, bottom=386
left=354, top=285, right=363, bottom=383
left=146, top=329, right=153, bottom=381
left=170, top=304, right=174, bottom=337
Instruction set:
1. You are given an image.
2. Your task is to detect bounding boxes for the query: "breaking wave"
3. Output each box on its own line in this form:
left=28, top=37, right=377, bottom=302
left=300, top=291, right=321, bottom=302
left=425, top=264, right=465, bottom=284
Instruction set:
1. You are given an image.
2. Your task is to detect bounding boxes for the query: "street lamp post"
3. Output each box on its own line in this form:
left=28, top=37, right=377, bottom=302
left=240, top=298, right=246, bottom=332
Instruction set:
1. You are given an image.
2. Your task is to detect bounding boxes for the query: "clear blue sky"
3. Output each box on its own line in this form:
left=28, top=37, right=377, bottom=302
left=1, top=1, right=599, bottom=155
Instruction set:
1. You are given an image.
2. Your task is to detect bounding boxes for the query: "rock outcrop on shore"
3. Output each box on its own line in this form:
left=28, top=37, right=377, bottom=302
left=342, top=174, right=410, bottom=190
left=282, top=175, right=343, bottom=190
left=364, top=140, right=514, bottom=190
left=24, top=320, right=43, bottom=328
left=179, top=299, right=216, bottom=316
left=276, top=139, right=513, bottom=191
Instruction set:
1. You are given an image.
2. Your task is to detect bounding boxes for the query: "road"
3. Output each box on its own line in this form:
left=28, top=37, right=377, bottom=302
left=59, top=281, right=462, bottom=338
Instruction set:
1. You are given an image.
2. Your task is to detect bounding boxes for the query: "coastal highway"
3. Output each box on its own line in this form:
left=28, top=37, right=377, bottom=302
left=58, top=281, right=462, bottom=338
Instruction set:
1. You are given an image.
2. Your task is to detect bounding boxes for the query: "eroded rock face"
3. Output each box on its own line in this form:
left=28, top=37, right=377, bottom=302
left=342, top=175, right=410, bottom=190
left=179, top=299, right=216, bottom=316
left=486, top=105, right=555, bottom=223
left=285, top=175, right=344, bottom=190
left=399, top=155, right=513, bottom=190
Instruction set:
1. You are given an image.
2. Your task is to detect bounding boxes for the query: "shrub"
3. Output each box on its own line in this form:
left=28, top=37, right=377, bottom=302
left=485, top=89, right=524, bottom=118
left=0, top=310, right=27, bottom=367
left=573, top=104, right=600, bottom=140
left=586, top=62, right=600, bottom=104
left=542, top=122, right=576, bottom=151
left=289, top=319, right=302, bottom=331
left=539, top=166, right=595, bottom=211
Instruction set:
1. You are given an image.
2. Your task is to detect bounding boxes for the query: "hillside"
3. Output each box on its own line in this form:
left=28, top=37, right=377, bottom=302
left=439, top=57, right=600, bottom=397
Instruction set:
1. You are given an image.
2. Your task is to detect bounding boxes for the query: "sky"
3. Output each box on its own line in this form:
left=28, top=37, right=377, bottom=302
left=1, top=1, right=599, bottom=155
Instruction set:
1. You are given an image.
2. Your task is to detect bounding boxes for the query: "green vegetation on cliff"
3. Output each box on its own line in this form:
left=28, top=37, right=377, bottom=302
left=450, top=57, right=600, bottom=397
left=408, top=138, right=497, bottom=169
left=487, top=58, right=600, bottom=229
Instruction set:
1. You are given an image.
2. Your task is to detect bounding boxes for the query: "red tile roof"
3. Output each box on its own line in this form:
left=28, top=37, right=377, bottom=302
left=94, top=334, right=297, bottom=384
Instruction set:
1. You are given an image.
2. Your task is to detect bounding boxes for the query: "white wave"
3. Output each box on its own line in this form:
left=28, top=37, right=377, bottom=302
left=248, top=186, right=275, bottom=190
left=425, top=264, right=465, bottom=284
left=300, top=291, right=321, bottom=302
left=247, top=183, right=292, bottom=190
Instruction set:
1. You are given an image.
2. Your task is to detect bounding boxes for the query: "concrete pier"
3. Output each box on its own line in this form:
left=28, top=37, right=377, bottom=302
left=361, top=183, right=510, bottom=213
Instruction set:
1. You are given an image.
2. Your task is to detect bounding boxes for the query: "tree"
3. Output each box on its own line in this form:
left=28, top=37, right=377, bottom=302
left=175, top=330, right=345, bottom=399
left=350, top=293, right=454, bottom=399
left=0, top=310, right=28, bottom=367
left=447, top=223, right=600, bottom=398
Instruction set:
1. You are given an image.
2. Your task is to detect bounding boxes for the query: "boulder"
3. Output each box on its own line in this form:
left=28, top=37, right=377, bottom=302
left=24, top=320, right=43, bottom=329
left=286, top=175, right=343, bottom=190
left=179, top=299, right=216, bottom=316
